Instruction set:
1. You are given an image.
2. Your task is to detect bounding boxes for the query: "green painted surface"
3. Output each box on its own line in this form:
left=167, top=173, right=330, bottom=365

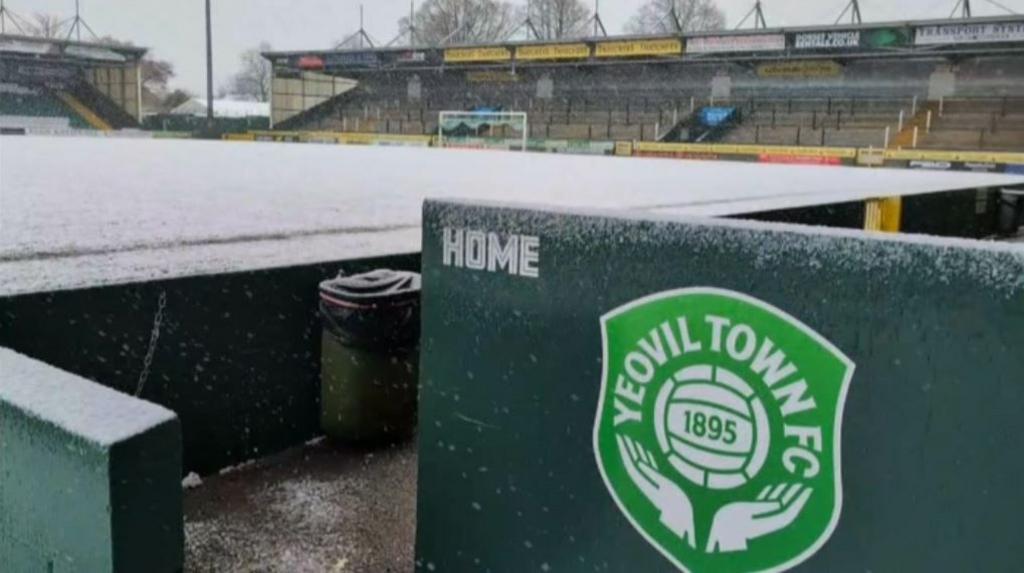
left=416, top=200, right=1024, bottom=572
left=0, top=254, right=420, bottom=475
left=320, top=333, right=418, bottom=442
left=0, top=351, right=182, bottom=572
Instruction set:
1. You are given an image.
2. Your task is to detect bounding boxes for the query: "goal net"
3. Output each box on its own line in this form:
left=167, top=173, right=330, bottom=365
left=437, top=111, right=528, bottom=151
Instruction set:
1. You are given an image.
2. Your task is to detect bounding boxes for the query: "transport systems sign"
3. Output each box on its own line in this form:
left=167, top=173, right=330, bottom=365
left=915, top=21, right=1024, bottom=45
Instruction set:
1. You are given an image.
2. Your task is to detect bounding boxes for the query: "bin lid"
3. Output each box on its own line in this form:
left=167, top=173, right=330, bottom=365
left=319, top=269, right=421, bottom=307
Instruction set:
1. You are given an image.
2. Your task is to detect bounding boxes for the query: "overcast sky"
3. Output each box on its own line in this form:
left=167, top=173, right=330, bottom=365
left=10, top=0, right=1021, bottom=94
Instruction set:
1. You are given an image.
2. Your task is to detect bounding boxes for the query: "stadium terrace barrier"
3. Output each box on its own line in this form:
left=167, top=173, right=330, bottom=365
left=0, top=253, right=419, bottom=475
left=0, top=348, right=183, bottom=573
left=416, top=200, right=1024, bottom=573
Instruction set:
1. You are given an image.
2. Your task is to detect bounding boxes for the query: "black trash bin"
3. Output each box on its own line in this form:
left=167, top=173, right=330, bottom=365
left=318, top=269, right=421, bottom=442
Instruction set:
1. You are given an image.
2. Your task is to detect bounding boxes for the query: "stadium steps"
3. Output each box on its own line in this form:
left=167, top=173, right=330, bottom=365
left=886, top=102, right=936, bottom=149
left=55, top=91, right=112, bottom=130
left=70, top=81, right=139, bottom=129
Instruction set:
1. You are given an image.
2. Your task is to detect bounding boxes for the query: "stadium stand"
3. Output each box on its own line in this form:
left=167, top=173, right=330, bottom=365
left=0, top=82, right=90, bottom=130
left=266, top=16, right=1024, bottom=154
left=0, top=34, right=144, bottom=134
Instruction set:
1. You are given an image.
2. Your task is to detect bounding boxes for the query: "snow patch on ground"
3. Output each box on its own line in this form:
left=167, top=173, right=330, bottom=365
left=3, top=135, right=1020, bottom=295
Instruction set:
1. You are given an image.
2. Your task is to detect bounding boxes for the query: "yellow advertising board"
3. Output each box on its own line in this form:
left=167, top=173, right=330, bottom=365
left=595, top=39, right=682, bottom=58
left=634, top=142, right=856, bottom=159
left=466, top=71, right=519, bottom=83
left=757, top=60, right=842, bottom=78
left=516, top=43, right=591, bottom=61
left=444, top=47, right=512, bottom=63
left=883, top=149, right=1024, bottom=164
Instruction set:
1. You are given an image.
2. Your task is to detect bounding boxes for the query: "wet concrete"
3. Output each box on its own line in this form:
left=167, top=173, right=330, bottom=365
left=184, top=438, right=416, bottom=573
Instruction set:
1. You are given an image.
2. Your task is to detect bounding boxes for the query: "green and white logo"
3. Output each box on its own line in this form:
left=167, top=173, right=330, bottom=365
left=594, top=288, right=854, bottom=573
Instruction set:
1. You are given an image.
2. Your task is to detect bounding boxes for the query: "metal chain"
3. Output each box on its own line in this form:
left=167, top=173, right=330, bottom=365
left=135, top=290, right=167, bottom=397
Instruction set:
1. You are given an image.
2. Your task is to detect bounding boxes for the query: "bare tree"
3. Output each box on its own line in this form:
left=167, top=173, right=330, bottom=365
left=28, top=13, right=65, bottom=38
left=161, top=89, right=194, bottom=112
left=625, top=0, right=726, bottom=35
left=229, top=42, right=273, bottom=102
left=528, top=0, right=591, bottom=40
left=99, top=36, right=176, bottom=94
left=399, top=0, right=523, bottom=46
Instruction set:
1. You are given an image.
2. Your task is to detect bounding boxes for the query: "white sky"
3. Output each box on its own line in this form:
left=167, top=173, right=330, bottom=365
left=8, top=0, right=1022, bottom=94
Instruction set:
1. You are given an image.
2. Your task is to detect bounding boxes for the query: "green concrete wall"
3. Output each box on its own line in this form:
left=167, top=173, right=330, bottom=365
left=416, top=200, right=1024, bottom=572
left=0, top=253, right=419, bottom=475
left=0, top=349, right=182, bottom=572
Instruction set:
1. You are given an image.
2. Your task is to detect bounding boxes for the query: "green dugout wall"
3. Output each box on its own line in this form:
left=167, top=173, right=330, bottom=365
left=0, top=253, right=418, bottom=475
left=417, top=200, right=1024, bottom=572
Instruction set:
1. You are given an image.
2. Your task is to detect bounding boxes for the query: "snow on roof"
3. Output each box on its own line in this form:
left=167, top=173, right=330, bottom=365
left=169, top=98, right=269, bottom=118
left=0, top=135, right=1021, bottom=296
left=0, top=347, right=177, bottom=447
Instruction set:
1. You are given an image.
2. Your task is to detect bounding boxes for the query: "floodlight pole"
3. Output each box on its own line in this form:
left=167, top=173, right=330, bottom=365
left=736, top=1, right=768, bottom=30
left=951, top=0, right=973, bottom=18
left=0, top=0, right=27, bottom=35
left=409, top=0, right=416, bottom=46
left=835, top=0, right=863, bottom=25
left=205, top=0, right=214, bottom=129
left=590, top=0, right=607, bottom=37
left=64, top=0, right=99, bottom=42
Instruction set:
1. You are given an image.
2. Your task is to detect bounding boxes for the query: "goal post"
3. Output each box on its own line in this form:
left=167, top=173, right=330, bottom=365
left=437, top=111, right=528, bottom=152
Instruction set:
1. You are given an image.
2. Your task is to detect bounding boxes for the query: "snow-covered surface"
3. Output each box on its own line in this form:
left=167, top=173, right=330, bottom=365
left=170, top=98, right=270, bottom=118
left=2, top=135, right=1021, bottom=296
left=0, top=347, right=177, bottom=447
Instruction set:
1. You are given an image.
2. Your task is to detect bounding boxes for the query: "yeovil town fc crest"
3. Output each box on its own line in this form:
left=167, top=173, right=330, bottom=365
left=593, top=288, right=855, bottom=573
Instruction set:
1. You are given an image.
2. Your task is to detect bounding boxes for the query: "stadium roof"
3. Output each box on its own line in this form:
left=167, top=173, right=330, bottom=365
left=264, top=14, right=1024, bottom=59
left=1, top=136, right=1021, bottom=296
left=0, top=33, right=146, bottom=65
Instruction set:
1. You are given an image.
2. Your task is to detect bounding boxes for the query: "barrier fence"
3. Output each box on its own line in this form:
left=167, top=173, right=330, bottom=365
left=223, top=130, right=1024, bottom=174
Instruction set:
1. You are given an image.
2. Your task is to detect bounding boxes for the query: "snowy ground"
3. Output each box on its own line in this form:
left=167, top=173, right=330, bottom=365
left=2, top=135, right=1021, bottom=295
left=184, top=438, right=416, bottom=573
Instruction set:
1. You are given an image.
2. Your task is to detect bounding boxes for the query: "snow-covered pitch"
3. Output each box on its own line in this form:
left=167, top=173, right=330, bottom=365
left=1, top=135, right=1021, bottom=296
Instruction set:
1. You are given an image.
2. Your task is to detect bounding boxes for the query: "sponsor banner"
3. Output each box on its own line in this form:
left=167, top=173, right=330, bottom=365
left=758, top=60, right=841, bottom=78
left=860, top=27, right=911, bottom=48
left=915, top=21, right=1024, bottom=45
left=962, top=162, right=999, bottom=173
left=595, top=39, right=682, bottom=58
left=760, top=154, right=843, bottom=166
left=294, top=55, right=325, bottom=70
left=466, top=70, right=519, bottom=83
left=856, top=148, right=886, bottom=167
left=395, top=50, right=427, bottom=63
left=794, top=30, right=860, bottom=49
left=516, top=43, right=590, bottom=61
left=637, top=150, right=723, bottom=161
left=687, top=34, right=785, bottom=54
left=528, top=139, right=615, bottom=155
left=324, top=52, right=379, bottom=68
left=1005, top=163, right=1024, bottom=175
left=635, top=142, right=857, bottom=159
left=883, top=149, right=1024, bottom=164
left=443, top=46, right=512, bottom=63
left=909, top=160, right=952, bottom=170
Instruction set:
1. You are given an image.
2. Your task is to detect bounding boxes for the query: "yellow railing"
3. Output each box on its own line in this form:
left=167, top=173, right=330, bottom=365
left=55, top=92, right=112, bottom=131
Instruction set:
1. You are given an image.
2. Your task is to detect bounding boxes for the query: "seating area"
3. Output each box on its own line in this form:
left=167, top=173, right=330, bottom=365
left=275, top=54, right=1024, bottom=153
left=916, top=97, right=1024, bottom=152
left=0, top=82, right=92, bottom=131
